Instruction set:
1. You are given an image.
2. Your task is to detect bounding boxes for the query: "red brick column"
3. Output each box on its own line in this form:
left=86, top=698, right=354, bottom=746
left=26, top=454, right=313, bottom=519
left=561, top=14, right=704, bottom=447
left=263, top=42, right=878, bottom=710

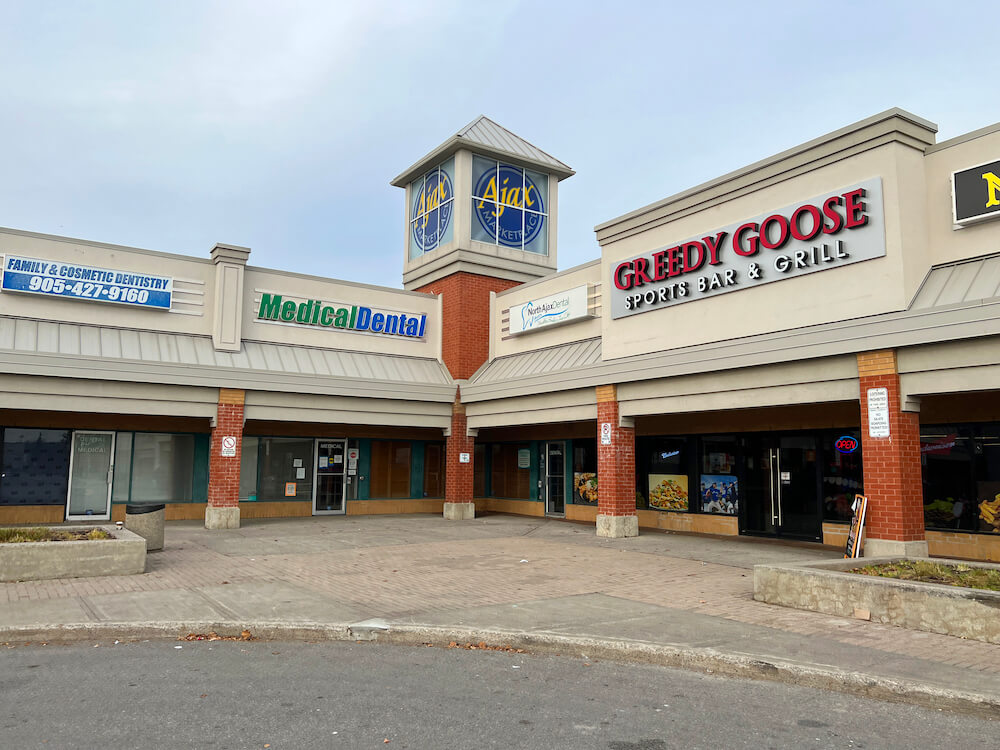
left=206, top=387, right=245, bottom=529
left=596, top=385, right=638, bottom=537
left=857, top=351, right=927, bottom=556
left=444, top=387, right=475, bottom=520
left=416, top=272, right=520, bottom=379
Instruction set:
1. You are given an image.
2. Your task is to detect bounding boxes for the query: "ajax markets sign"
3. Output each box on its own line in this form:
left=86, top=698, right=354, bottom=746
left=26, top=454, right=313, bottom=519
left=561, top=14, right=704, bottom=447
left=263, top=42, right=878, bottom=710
left=610, top=179, right=885, bottom=319
left=1, top=255, right=172, bottom=309
left=509, top=285, right=591, bottom=335
left=474, top=164, right=545, bottom=248
left=257, top=293, right=427, bottom=339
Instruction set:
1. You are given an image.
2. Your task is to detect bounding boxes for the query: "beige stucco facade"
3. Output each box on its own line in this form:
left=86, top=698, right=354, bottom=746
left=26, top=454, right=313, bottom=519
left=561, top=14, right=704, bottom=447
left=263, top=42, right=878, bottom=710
left=3, top=108, right=1000, bottom=558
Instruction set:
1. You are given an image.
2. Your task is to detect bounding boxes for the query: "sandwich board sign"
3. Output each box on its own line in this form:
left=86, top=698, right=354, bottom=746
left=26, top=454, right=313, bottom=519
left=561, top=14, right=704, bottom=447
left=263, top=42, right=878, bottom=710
left=845, top=494, right=868, bottom=559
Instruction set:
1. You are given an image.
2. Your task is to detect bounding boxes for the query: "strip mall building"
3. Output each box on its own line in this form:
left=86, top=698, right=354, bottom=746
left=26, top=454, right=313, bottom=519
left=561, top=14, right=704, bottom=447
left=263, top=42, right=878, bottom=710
left=2, top=109, right=1000, bottom=561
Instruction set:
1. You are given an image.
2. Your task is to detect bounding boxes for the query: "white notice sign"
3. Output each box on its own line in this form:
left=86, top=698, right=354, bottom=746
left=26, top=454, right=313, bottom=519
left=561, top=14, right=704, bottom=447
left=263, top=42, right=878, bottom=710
left=221, top=435, right=237, bottom=457
left=601, top=422, right=612, bottom=445
left=867, top=387, right=890, bottom=438
left=459, top=452, right=471, bottom=464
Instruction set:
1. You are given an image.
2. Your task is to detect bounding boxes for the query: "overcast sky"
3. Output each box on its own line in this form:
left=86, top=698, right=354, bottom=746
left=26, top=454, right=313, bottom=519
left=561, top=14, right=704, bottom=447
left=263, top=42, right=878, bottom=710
left=1, top=1, right=997, bottom=286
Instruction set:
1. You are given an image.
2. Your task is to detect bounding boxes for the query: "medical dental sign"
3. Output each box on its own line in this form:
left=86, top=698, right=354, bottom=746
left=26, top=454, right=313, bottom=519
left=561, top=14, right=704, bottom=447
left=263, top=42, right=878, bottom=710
left=1, top=255, right=172, bottom=310
left=609, top=179, right=885, bottom=319
left=257, top=293, right=427, bottom=339
left=474, top=164, right=545, bottom=248
left=509, top=285, right=591, bottom=335
left=411, top=167, right=454, bottom=252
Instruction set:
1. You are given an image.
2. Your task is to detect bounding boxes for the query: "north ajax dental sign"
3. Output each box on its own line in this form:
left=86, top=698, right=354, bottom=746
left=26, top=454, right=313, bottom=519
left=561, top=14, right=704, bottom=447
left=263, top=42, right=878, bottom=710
left=257, top=293, right=427, bottom=339
left=610, top=178, right=885, bottom=319
left=509, top=285, right=591, bottom=335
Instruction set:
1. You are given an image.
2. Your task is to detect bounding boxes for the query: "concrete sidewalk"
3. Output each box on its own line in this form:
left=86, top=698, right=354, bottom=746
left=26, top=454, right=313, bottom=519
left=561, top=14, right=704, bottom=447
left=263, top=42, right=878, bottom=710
left=2, top=514, right=999, bottom=714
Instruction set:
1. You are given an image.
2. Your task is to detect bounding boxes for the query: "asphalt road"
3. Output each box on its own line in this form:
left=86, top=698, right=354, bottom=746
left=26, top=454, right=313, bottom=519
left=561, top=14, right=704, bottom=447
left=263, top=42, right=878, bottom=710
left=0, top=640, right=995, bottom=749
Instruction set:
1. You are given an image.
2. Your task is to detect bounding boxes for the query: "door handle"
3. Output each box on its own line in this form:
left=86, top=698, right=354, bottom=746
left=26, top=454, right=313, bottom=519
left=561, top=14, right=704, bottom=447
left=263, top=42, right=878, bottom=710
left=775, top=448, right=783, bottom=527
left=768, top=449, right=777, bottom=524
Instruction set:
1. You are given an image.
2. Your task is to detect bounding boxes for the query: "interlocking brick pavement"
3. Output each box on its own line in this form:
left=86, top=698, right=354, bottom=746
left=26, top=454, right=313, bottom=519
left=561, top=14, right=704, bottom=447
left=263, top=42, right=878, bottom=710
left=2, top=514, right=999, bottom=678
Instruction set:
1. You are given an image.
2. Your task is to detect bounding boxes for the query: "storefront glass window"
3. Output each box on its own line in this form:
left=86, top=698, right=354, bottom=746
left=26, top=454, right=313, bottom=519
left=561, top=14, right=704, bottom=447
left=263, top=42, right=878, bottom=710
left=490, top=443, right=531, bottom=499
left=257, top=437, right=314, bottom=502
left=572, top=439, right=598, bottom=505
left=821, top=431, right=863, bottom=523
left=640, top=438, right=690, bottom=512
left=473, top=444, right=486, bottom=498
left=130, top=433, right=196, bottom=503
left=423, top=442, right=445, bottom=498
left=922, top=424, right=1000, bottom=535
left=370, top=440, right=412, bottom=498
left=699, top=437, right=738, bottom=515
left=112, top=432, right=132, bottom=503
left=239, top=436, right=259, bottom=501
left=0, top=428, right=71, bottom=506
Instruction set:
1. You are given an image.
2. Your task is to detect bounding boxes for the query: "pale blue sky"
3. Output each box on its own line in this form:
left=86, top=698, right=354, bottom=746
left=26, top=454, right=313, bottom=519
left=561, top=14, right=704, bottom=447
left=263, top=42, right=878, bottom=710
left=1, top=1, right=997, bottom=286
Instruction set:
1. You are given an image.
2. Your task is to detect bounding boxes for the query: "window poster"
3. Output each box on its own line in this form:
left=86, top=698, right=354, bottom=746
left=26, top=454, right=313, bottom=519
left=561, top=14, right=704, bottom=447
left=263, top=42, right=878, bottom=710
left=648, top=474, right=689, bottom=511
left=573, top=472, right=598, bottom=505
left=701, top=475, right=738, bottom=514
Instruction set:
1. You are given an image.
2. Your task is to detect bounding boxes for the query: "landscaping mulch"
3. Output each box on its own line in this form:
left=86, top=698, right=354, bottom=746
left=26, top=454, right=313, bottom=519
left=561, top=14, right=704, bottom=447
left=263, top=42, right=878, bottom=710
left=0, top=527, right=111, bottom=544
left=852, top=559, right=1000, bottom=592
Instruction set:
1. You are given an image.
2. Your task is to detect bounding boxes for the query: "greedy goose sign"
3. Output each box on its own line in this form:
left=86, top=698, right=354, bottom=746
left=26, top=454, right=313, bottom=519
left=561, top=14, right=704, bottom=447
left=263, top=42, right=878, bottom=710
left=610, top=179, right=885, bottom=319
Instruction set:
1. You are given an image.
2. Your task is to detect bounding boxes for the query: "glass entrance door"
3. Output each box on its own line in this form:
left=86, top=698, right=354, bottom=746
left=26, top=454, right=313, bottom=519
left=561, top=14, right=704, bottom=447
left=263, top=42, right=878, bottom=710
left=740, top=435, right=822, bottom=541
left=66, top=431, right=115, bottom=520
left=543, top=441, right=566, bottom=516
left=313, top=439, right=347, bottom=515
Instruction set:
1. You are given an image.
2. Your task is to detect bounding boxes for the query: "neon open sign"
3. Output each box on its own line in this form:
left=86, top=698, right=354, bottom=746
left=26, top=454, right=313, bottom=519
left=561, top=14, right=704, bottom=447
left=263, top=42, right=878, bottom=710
left=835, top=435, right=859, bottom=455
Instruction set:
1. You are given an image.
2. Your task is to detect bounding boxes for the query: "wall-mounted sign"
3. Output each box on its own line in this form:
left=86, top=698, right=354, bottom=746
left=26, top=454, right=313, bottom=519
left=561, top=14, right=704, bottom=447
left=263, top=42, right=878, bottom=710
left=600, top=422, right=612, bottom=445
left=410, top=161, right=455, bottom=254
left=517, top=448, right=530, bottom=468
left=257, top=293, right=427, bottom=339
left=508, top=285, right=591, bottom=335
left=953, top=159, right=1000, bottom=226
left=609, top=179, right=885, bottom=319
left=459, top=452, right=471, bottom=464
left=220, top=436, right=238, bottom=457
left=1, top=255, right=173, bottom=309
left=834, top=435, right=859, bottom=455
left=867, top=387, right=890, bottom=438
left=474, top=163, right=546, bottom=249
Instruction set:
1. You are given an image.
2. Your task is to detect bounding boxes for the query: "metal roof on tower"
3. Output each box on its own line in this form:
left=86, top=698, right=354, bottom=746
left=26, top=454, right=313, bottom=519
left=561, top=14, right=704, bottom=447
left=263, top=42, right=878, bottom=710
left=391, top=116, right=575, bottom=187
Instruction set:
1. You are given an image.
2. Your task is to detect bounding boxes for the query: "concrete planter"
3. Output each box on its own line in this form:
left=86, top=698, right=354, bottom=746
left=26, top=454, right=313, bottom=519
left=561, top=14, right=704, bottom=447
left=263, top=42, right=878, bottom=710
left=0, top=526, right=146, bottom=582
left=754, top=557, right=1000, bottom=644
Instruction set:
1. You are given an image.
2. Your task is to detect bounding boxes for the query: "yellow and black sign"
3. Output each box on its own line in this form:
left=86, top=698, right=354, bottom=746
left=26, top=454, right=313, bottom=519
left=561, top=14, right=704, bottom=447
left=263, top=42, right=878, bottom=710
left=953, top=159, right=1000, bottom=225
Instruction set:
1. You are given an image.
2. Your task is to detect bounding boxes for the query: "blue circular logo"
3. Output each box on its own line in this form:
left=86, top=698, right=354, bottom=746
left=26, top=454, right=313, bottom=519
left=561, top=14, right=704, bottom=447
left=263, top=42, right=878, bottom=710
left=474, top=165, right=545, bottom=248
left=835, top=435, right=859, bottom=454
left=411, top=170, right=454, bottom=253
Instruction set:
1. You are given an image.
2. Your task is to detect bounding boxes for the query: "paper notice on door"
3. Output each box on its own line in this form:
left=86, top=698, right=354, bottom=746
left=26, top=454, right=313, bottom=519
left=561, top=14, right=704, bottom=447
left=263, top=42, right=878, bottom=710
left=293, top=458, right=303, bottom=468
left=333, top=455, right=343, bottom=464
left=296, top=467, right=306, bottom=480
left=319, top=457, right=329, bottom=469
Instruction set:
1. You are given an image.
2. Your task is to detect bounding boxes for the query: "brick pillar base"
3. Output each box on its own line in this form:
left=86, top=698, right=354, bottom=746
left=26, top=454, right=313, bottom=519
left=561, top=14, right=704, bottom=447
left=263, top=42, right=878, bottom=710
left=206, top=388, right=245, bottom=530
left=444, top=388, right=475, bottom=520
left=596, top=385, right=638, bottom=538
left=857, top=351, right=927, bottom=557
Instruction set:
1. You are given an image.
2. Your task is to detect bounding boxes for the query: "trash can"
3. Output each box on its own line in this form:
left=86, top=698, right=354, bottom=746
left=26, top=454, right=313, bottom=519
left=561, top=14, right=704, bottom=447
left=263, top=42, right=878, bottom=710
left=125, top=503, right=165, bottom=551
